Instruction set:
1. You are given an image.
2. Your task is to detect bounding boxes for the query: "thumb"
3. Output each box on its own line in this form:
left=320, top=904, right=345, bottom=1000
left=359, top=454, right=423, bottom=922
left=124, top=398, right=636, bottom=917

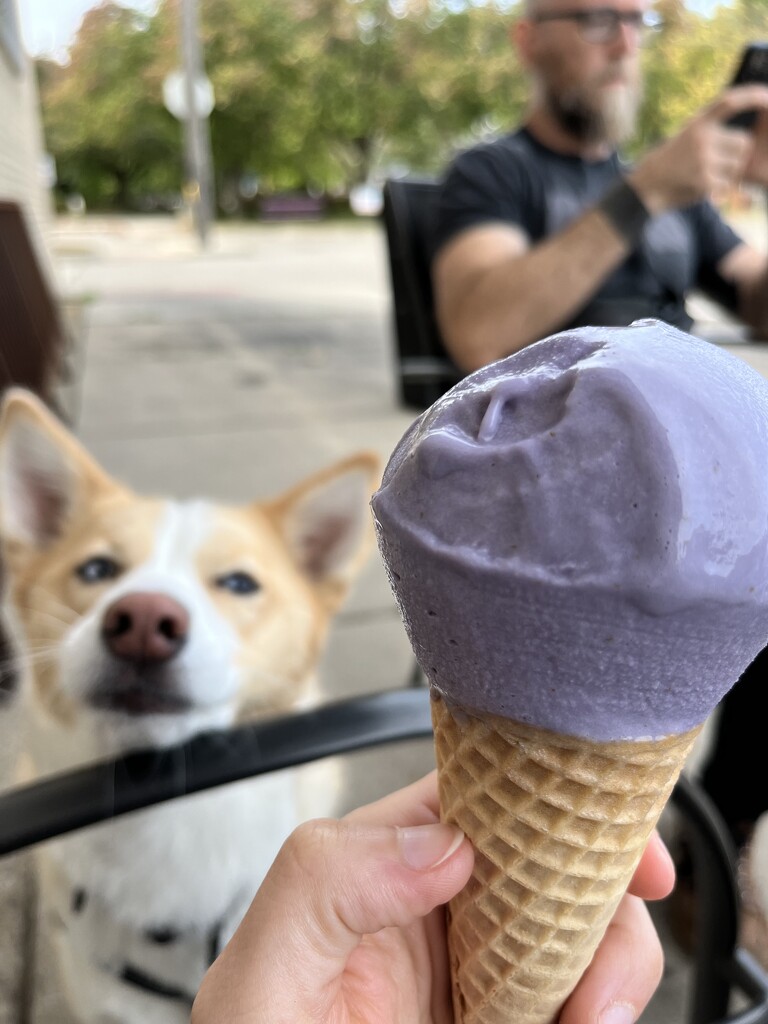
left=192, top=818, right=472, bottom=1022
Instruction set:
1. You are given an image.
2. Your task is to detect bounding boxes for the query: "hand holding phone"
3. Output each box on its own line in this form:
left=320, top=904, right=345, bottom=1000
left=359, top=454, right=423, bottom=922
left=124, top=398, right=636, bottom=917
left=727, top=43, right=768, bottom=130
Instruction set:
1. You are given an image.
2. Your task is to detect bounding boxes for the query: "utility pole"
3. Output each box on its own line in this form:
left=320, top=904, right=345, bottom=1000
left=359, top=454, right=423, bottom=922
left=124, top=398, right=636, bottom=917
left=180, top=0, right=214, bottom=247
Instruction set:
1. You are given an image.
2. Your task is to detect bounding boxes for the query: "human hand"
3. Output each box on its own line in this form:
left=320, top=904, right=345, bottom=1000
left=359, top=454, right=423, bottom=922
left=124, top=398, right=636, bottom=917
left=628, top=85, right=768, bottom=213
left=191, top=772, right=674, bottom=1024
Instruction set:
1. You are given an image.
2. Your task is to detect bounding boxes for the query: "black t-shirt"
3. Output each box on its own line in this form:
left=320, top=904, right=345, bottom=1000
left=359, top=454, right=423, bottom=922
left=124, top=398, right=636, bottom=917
left=432, top=127, right=743, bottom=332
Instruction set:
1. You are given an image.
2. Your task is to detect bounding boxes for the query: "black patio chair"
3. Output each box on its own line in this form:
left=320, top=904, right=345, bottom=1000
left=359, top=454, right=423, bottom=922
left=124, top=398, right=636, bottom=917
left=673, top=775, right=768, bottom=1023
left=382, top=178, right=461, bottom=410
left=1, top=687, right=766, bottom=1023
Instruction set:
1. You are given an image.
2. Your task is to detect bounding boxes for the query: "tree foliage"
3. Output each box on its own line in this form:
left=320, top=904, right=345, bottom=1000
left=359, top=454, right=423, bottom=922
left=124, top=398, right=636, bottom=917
left=35, top=0, right=761, bottom=210
left=638, top=0, right=757, bottom=150
left=39, top=2, right=180, bottom=207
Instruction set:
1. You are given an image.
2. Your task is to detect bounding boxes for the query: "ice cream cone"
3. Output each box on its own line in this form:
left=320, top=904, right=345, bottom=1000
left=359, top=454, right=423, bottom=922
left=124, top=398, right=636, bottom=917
left=371, top=324, right=768, bottom=1021
left=432, top=691, right=699, bottom=1024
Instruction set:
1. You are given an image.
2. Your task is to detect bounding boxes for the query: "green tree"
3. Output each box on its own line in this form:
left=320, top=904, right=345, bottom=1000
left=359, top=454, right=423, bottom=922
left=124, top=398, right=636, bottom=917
left=38, top=2, right=179, bottom=208
left=198, top=0, right=525, bottom=192
left=37, top=0, right=755, bottom=211
left=638, top=0, right=758, bottom=151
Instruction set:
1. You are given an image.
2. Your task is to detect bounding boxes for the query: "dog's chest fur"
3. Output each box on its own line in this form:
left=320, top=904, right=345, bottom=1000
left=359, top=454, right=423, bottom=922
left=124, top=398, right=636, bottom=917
left=44, top=771, right=307, bottom=932
left=34, top=754, right=339, bottom=1020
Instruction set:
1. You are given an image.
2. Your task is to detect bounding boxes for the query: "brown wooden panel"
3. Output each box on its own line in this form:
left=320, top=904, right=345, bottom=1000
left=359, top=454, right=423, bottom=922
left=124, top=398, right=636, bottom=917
left=0, top=200, right=68, bottom=698
left=0, top=200, right=66, bottom=399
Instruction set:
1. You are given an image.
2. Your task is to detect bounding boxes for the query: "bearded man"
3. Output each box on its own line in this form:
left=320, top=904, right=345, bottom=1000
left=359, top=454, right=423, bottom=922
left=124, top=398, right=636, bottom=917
left=430, top=1, right=768, bottom=855
left=431, top=0, right=768, bottom=371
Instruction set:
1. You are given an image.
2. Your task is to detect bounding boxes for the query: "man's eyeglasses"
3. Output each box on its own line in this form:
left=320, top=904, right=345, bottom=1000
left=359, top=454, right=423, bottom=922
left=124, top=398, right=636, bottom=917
left=532, top=8, right=663, bottom=44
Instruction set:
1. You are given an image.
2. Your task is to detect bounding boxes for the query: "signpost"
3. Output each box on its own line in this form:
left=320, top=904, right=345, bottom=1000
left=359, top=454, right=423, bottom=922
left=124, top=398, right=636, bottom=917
left=162, top=0, right=215, bottom=247
left=162, top=72, right=215, bottom=122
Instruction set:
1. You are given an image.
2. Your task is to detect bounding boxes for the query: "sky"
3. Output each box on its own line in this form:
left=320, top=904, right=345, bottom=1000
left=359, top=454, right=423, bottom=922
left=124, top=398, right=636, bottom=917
left=18, top=0, right=727, bottom=60
left=18, top=0, right=159, bottom=60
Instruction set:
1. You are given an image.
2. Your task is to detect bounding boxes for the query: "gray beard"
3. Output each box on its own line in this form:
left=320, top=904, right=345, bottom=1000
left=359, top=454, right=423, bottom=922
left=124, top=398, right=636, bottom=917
left=546, top=84, right=638, bottom=146
left=549, top=93, right=606, bottom=143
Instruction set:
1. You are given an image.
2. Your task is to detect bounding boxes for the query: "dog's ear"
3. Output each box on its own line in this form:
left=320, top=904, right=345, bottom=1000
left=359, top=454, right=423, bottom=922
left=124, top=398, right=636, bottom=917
left=0, top=389, right=119, bottom=549
left=268, top=452, right=381, bottom=611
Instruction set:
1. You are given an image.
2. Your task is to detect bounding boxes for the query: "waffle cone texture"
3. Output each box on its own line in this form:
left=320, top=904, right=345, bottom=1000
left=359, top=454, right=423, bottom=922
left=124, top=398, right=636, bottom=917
left=431, top=692, right=699, bottom=1024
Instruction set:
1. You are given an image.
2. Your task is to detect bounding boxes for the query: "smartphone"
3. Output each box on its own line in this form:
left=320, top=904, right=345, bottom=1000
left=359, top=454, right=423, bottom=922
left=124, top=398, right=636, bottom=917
left=727, top=43, right=768, bottom=130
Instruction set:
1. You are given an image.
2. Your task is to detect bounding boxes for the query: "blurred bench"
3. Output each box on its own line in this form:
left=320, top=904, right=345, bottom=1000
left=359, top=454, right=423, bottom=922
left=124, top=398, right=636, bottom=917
left=259, top=194, right=326, bottom=221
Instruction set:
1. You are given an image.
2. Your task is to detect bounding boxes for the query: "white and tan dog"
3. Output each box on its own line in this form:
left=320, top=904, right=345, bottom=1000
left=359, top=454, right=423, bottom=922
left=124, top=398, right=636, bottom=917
left=0, top=389, right=379, bottom=1024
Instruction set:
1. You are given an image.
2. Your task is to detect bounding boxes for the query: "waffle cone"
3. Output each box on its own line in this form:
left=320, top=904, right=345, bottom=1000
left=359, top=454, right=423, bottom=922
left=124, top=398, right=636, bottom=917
left=431, top=691, right=699, bottom=1024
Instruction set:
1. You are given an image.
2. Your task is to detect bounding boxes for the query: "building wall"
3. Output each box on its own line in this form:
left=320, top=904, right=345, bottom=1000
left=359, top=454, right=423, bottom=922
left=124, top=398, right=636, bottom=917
left=0, top=0, right=52, bottom=269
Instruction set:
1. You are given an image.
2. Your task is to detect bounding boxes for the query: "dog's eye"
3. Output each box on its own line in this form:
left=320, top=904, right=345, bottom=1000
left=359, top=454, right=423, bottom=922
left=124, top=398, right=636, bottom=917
left=214, top=571, right=260, bottom=596
left=75, top=557, right=122, bottom=584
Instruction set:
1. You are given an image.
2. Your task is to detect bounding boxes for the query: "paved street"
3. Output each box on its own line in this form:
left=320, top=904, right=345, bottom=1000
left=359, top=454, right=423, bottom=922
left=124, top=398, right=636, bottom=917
left=5, top=208, right=768, bottom=1021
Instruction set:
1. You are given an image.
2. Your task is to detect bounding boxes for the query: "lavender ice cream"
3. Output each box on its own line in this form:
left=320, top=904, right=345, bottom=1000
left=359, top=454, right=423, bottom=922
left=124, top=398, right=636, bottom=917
left=372, top=320, right=768, bottom=741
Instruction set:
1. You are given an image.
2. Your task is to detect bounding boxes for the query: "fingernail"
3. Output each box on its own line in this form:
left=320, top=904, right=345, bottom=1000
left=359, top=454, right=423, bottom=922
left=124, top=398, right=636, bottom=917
left=398, top=824, right=465, bottom=870
left=599, top=1002, right=636, bottom=1024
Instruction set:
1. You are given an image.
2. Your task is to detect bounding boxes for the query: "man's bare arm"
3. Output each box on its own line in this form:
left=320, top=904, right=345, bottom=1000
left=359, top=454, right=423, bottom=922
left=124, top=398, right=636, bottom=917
left=434, top=211, right=631, bottom=372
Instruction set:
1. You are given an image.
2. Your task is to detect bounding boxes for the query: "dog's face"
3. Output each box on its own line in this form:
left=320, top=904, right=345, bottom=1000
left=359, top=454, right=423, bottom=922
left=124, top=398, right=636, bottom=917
left=0, top=390, right=379, bottom=755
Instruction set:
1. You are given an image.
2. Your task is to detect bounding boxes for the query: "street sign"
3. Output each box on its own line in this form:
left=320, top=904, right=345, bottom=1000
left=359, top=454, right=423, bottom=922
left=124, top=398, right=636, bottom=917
left=162, top=71, right=215, bottom=120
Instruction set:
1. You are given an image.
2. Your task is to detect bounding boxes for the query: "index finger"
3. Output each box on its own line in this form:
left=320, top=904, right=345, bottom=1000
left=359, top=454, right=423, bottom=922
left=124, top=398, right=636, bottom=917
left=344, top=770, right=441, bottom=827
left=706, top=84, right=768, bottom=123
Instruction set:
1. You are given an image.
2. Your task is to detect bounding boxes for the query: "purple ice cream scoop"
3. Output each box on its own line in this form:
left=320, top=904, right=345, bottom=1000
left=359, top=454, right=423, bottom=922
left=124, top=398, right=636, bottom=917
left=372, top=320, right=768, bottom=741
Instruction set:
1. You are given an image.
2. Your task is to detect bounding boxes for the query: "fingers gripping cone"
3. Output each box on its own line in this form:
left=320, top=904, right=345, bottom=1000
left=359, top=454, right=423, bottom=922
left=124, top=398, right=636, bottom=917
left=371, top=323, right=768, bottom=1023
left=432, top=693, right=698, bottom=1024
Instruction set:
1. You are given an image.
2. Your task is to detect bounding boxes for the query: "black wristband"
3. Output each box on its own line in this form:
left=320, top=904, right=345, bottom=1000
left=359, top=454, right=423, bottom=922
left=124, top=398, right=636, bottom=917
left=597, top=178, right=650, bottom=249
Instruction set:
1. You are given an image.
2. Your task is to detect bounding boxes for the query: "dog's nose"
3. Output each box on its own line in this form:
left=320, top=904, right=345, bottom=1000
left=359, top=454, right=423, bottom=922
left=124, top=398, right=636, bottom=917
left=102, top=593, right=189, bottom=663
